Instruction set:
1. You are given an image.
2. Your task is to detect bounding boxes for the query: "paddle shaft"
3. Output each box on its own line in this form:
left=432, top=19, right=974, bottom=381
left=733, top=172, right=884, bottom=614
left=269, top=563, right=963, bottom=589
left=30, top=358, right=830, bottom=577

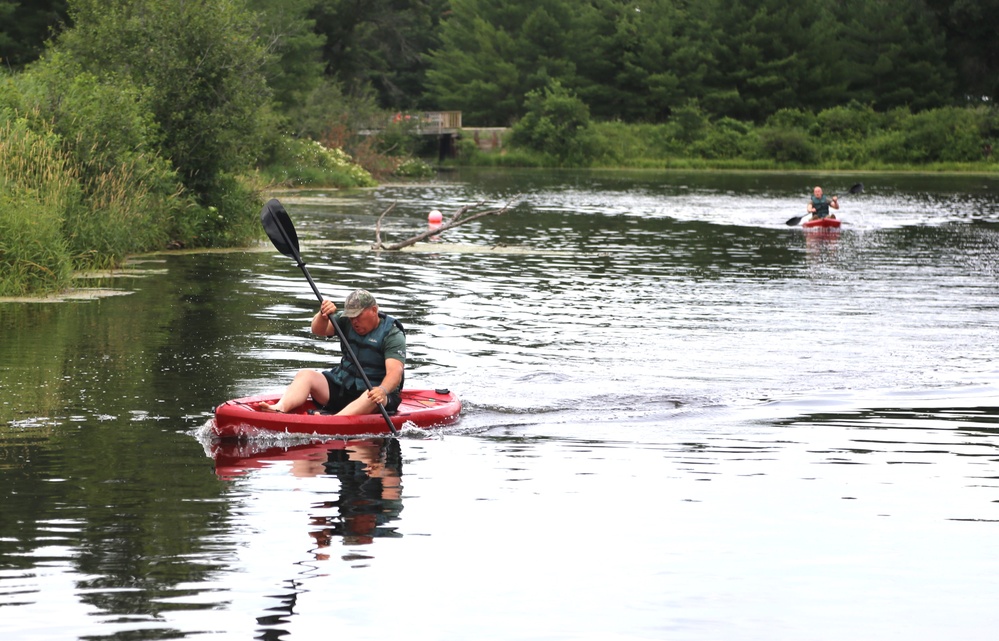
left=269, top=219, right=399, bottom=436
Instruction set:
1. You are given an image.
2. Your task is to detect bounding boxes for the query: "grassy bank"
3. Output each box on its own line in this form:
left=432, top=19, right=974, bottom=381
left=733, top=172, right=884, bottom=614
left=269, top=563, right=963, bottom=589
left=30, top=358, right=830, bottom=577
left=0, top=112, right=384, bottom=297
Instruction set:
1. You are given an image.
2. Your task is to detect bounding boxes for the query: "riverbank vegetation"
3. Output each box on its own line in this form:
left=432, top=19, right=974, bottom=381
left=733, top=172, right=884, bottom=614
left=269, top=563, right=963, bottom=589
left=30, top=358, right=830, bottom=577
left=2, top=0, right=998, bottom=295
left=461, top=82, right=999, bottom=171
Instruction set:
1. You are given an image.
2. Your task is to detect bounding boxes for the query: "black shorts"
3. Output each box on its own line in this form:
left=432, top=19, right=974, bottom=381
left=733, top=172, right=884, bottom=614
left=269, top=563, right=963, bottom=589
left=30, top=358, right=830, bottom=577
left=321, top=371, right=401, bottom=413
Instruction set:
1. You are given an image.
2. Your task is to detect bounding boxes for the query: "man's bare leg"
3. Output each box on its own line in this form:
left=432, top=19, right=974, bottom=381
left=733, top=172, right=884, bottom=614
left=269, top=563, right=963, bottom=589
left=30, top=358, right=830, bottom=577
left=335, top=390, right=379, bottom=416
left=257, top=370, right=330, bottom=412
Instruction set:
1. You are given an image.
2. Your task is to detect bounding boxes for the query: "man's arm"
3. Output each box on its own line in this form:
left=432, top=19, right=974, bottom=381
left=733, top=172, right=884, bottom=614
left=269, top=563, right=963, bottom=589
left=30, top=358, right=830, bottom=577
left=379, top=358, right=404, bottom=394
left=368, top=358, right=404, bottom=405
left=312, top=299, right=339, bottom=336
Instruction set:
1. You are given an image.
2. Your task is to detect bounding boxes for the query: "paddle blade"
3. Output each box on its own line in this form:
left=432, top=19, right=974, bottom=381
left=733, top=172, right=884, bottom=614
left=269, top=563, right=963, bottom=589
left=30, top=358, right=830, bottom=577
left=260, top=199, right=300, bottom=259
left=786, top=215, right=805, bottom=226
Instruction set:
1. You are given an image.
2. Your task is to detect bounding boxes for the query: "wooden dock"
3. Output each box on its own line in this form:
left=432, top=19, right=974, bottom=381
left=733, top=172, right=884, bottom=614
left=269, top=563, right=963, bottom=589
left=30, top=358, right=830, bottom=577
left=374, top=111, right=508, bottom=157
left=391, top=111, right=462, bottom=134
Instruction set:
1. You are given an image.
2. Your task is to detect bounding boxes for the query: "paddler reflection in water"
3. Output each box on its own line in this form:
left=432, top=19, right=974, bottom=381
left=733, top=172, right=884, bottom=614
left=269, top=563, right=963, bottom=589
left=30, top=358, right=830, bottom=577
left=305, top=439, right=404, bottom=555
left=807, top=185, right=839, bottom=221
left=257, top=289, right=406, bottom=415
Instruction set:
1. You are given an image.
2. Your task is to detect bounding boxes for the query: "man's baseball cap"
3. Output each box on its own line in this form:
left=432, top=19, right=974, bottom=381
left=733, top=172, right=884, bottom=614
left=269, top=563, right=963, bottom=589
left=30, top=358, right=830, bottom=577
left=343, top=289, right=377, bottom=317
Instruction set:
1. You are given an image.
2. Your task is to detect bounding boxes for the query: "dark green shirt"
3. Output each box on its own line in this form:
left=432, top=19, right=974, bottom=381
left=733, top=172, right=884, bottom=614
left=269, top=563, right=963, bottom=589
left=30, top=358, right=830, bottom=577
left=327, top=312, right=406, bottom=390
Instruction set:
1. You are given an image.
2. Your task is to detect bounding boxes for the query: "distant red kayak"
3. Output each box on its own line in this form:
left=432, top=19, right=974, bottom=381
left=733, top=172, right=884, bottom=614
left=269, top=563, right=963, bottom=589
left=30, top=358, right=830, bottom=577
left=802, top=217, right=842, bottom=228
left=212, top=388, right=461, bottom=439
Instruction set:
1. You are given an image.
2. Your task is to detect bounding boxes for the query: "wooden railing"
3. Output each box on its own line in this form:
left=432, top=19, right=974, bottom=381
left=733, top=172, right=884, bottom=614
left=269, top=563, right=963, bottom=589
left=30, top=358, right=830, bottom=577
left=391, top=111, right=462, bottom=132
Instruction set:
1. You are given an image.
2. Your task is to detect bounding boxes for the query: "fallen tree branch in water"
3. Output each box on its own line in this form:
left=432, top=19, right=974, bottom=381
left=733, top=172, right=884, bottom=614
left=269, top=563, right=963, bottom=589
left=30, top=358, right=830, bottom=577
left=372, top=201, right=514, bottom=250
left=372, top=202, right=397, bottom=249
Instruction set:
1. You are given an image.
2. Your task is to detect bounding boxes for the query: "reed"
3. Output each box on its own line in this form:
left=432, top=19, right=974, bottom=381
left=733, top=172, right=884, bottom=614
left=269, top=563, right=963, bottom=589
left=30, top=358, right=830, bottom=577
left=0, top=120, right=77, bottom=296
left=65, top=155, right=176, bottom=269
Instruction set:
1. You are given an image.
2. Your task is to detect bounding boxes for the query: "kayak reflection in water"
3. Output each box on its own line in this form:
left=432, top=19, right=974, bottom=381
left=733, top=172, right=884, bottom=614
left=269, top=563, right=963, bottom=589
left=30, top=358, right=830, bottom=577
left=807, top=185, right=839, bottom=220
left=307, top=439, right=404, bottom=554
left=257, top=289, right=407, bottom=416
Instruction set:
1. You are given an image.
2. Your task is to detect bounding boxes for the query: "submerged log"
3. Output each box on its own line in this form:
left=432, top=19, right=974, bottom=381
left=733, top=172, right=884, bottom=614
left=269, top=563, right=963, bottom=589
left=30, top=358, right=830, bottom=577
left=372, top=201, right=514, bottom=250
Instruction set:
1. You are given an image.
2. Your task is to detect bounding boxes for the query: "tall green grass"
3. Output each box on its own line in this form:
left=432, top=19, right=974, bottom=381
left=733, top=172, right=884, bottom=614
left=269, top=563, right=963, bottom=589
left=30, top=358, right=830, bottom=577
left=0, top=119, right=77, bottom=296
left=65, top=149, right=180, bottom=269
left=0, top=114, right=196, bottom=294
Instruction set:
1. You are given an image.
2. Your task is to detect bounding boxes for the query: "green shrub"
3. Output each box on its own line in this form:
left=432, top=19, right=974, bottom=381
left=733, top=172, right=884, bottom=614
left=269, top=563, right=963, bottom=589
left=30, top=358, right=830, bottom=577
left=589, top=121, right=672, bottom=165
left=508, top=79, right=598, bottom=166
left=813, top=102, right=881, bottom=142
left=901, top=107, right=983, bottom=162
left=972, top=106, right=999, bottom=162
left=461, top=104, right=999, bottom=168
left=644, top=123, right=686, bottom=158
left=866, top=130, right=909, bottom=164
left=666, top=101, right=709, bottom=145
left=181, top=172, right=264, bottom=247
left=453, top=135, right=486, bottom=164
left=692, top=118, right=752, bottom=159
left=588, top=121, right=629, bottom=165
left=286, top=78, right=382, bottom=143
left=861, top=107, right=984, bottom=164
left=263, top=137, right=377, bottom=188
left=757, top=127, right=818, bottom=163
left=819, top=139, right=871, bottom=164
left=393, top=158, right=436, bottom=178
left=766, top=108, right=816, bottom=131
left=692, top=129, right=744, bottom=159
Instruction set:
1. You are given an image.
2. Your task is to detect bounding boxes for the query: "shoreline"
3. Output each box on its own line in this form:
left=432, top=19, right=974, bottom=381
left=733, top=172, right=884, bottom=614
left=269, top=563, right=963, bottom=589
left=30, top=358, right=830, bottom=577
left=4, top=167, right=998, bottom=301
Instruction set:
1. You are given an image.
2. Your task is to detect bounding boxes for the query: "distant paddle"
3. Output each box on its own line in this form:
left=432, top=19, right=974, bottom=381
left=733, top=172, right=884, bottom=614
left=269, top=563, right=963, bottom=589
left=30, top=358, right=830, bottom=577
left=260, top=198, right=398, bottom=436
left=786, top=183, right=864, bottom=226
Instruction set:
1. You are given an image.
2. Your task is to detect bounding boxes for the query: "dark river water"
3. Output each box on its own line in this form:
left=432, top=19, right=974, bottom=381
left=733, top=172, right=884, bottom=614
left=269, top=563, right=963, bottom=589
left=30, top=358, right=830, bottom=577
left=2, top=169, right=998, bottom=640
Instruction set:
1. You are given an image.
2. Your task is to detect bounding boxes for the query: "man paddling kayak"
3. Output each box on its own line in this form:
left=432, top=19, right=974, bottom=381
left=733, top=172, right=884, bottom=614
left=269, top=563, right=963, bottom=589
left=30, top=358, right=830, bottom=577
left=257, top=289, right=406, bottom=415
left=807, top=186, right=839, bottom=221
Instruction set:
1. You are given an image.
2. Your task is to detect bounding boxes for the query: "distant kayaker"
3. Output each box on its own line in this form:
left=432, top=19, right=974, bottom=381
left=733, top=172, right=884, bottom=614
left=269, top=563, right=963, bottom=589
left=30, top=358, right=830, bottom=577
left=807, top=186, right=839, bottom=220
left=257, top=289, right=406, bottom=415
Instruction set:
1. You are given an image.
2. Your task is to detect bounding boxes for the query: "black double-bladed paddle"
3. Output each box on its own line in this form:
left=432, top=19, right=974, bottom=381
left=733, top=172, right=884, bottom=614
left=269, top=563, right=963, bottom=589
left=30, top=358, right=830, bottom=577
left=786, top=183, right=864, bottom=226
left=260, top=198, right=398, bottom=436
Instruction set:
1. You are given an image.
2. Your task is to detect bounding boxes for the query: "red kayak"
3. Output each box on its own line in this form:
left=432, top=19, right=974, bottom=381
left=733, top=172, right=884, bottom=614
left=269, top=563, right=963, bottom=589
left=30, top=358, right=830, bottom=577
left=212, top=388, right=461, bottom=439
left=802, top=217, right=842, bottom=228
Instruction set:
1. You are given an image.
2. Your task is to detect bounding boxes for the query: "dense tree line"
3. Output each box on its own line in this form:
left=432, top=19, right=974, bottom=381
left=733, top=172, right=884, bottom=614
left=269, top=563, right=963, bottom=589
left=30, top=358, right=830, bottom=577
left=3, top=0, right=998, bottom=126
left=425, top=0, right=970, bottom=125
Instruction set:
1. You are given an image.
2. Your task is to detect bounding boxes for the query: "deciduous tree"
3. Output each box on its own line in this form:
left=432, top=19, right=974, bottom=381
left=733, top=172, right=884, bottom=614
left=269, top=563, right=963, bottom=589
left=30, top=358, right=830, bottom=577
left=58, top=0, right=272, bottom=203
